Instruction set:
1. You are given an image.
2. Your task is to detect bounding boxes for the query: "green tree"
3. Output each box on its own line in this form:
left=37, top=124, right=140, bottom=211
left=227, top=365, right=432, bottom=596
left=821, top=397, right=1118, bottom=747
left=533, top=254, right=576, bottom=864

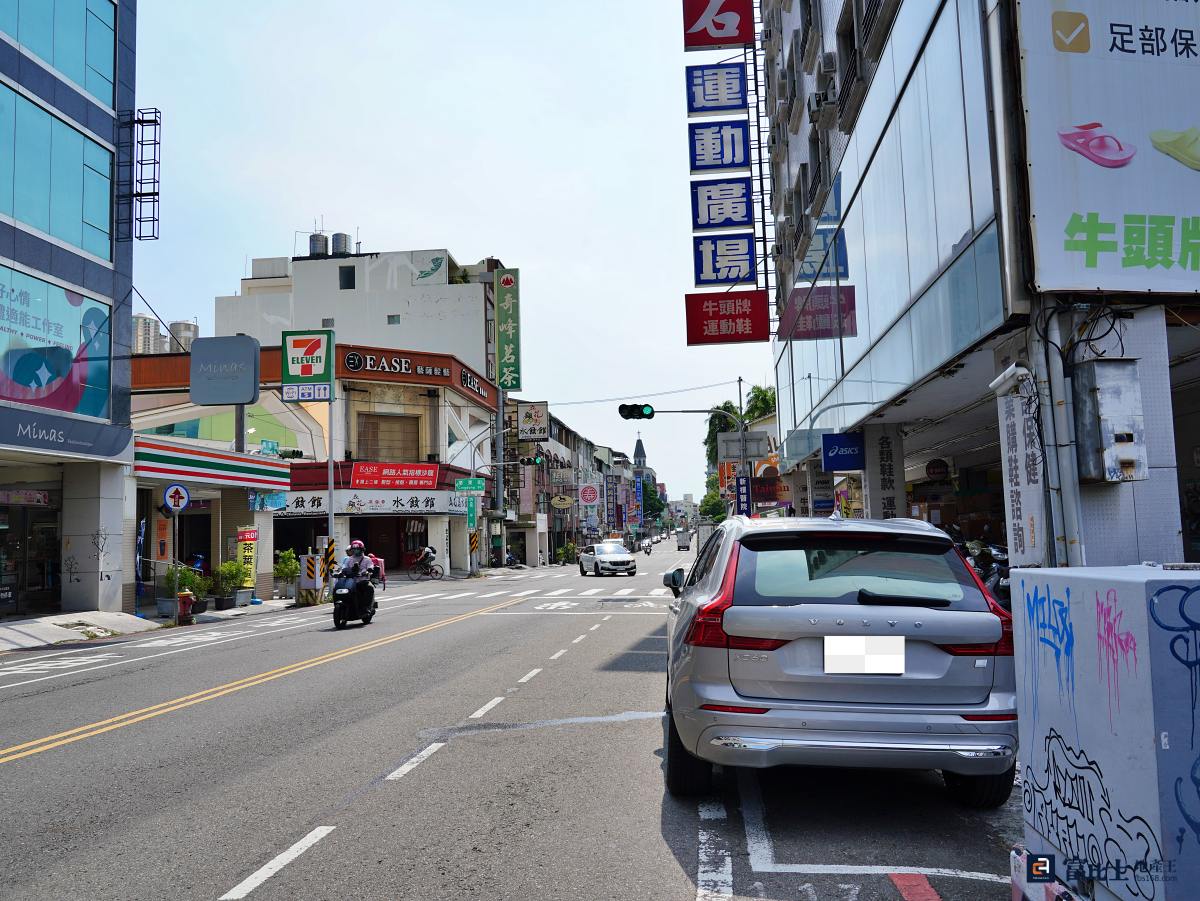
left=641, top=476, right=666, bottom=523
left=699, top=487, right=726, bottom=523
left=745, top=385, right=776, bottom=422
left=703, top=401, right=740, bottom=468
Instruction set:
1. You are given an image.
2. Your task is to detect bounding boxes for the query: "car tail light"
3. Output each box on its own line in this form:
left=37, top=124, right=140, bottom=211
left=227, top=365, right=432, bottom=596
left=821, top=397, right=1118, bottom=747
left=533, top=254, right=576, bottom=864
left=700, top=704, right=770, bottom=714
left=962, top=713, right=1017, bottom=721
left=941, top=550, right=1015, bottom=657
left=683, top=545, right=791, bottom=651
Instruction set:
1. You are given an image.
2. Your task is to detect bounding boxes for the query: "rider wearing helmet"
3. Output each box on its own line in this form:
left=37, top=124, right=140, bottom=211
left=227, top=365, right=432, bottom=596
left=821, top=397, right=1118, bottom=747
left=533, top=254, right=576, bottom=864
left=340, top=539, right=376, bottom=583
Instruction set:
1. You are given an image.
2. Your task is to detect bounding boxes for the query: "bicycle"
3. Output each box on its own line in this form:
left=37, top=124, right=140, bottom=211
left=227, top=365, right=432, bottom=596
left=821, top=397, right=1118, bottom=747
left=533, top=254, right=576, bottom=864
left=406, top=560, right=444, bottom=581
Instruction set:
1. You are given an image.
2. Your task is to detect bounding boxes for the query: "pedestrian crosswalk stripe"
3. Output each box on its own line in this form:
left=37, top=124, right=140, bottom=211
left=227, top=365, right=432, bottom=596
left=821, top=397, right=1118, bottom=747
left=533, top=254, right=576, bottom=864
left=650, top=588, right=668, bottom=596
left=513, top=590, right=539, bottom=597
left=478, top=591, right=507, bottom=598
left=581, top=589, right=602, bottom=596
left=546, top=588, right=571, bottom=596
left=615, top=588, right=634, bottom=596
left=439, top=592, right=474, bottom=599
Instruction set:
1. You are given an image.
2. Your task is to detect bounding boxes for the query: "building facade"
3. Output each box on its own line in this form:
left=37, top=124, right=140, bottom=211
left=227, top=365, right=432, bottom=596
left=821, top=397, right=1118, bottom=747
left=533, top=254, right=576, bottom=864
left=0, top=1, right=137, bottom=615
left=215, top=244, right=498, bottom=379
left=132, top=341, right=498, bottom=578
left=766, top=0, right=1191, bottom=566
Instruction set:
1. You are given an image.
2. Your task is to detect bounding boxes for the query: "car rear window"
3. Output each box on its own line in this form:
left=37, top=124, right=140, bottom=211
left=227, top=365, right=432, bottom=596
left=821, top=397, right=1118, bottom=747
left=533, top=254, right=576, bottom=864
left=732, top=533, right=988, bottom=611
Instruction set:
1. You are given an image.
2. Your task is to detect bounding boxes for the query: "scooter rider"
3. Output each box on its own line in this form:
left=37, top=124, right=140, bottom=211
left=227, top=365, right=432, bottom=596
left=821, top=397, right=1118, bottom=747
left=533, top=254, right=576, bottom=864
left=339, top=540, right=376, bottom=587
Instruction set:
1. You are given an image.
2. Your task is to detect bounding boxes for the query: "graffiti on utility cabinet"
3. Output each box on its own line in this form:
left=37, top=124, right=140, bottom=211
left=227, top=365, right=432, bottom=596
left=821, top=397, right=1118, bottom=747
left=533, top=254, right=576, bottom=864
left=1023, top=579, right=1078, bottom=729
left=1096, top=589, right=1139, bottom=727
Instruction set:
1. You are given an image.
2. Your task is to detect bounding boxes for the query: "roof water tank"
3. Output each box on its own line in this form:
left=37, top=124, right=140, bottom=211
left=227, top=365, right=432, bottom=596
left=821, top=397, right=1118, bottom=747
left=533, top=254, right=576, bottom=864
left=331, top=233, right=351, bottom=255
left=309, top=232, right=329, bottom=256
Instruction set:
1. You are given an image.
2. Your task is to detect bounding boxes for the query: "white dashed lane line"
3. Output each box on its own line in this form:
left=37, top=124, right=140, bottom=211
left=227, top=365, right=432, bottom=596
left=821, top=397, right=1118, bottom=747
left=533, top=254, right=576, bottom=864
left=386, top=742, right=446, bottom=781
left=517, top=668, right=541, bottom=683
left=469, top=696, right=505, bottom=719
left=571, top=635, right=587, bottom=644
left=550, top=649, right=568, bottom=660
left=219, top=826, right=337, bottom=900
left=589, top=624, right=601, bottom=631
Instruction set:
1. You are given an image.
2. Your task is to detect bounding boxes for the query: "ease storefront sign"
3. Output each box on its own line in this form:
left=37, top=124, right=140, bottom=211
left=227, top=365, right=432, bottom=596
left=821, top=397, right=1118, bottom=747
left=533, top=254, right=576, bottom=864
left=336, top=345, right=496, bottom=411
left=821, top=432, right=864, bottom=473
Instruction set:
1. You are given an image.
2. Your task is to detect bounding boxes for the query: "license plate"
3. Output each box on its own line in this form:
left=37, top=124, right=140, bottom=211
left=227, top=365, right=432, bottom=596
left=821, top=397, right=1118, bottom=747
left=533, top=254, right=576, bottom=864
left=823, top=635, right=905, bottom=674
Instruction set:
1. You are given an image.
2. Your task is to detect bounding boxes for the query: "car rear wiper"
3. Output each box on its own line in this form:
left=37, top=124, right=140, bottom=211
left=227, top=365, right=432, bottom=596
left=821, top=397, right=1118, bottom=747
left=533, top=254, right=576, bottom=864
left=856, top=589, right=951, bottom=608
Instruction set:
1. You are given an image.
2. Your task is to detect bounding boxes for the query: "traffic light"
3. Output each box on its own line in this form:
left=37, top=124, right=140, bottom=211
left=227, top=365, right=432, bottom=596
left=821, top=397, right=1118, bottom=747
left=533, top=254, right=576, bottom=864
left=519, top=447, right=545, bottom=466
left=618, top=403, right=655, bottom=420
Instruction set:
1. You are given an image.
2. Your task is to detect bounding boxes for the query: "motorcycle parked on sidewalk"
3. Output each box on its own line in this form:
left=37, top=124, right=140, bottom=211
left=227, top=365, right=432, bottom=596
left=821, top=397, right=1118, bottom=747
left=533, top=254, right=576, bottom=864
left=332, top=563, right=377, bottom=629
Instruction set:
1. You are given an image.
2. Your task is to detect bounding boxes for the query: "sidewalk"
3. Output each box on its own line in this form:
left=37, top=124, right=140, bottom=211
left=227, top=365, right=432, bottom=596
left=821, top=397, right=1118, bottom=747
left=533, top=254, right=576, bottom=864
left=0, top=594, right=303, bottom=653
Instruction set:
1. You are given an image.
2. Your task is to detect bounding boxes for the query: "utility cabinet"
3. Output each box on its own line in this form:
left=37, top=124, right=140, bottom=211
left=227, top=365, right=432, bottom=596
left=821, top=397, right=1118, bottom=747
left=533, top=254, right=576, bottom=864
left=1073, top=358, right=1148, bottom=483
left=1013, top=565, right=1200, bottom=900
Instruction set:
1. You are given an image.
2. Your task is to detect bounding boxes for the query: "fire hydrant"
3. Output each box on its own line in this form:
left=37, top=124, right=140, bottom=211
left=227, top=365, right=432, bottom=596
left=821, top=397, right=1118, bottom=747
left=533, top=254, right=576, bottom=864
left=176, top=589, right=195, bottom=626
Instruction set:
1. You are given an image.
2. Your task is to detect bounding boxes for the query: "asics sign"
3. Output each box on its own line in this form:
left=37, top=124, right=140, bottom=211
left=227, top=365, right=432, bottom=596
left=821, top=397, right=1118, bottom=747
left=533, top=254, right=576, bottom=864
left=821, top=433, right=865, bottom=473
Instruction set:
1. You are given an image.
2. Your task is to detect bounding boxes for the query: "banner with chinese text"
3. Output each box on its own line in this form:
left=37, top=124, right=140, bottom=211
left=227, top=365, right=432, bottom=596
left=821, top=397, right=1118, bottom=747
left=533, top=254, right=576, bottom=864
left=495, top=269, right=522, bottom=391
left=1017, top=0, right=1200, bottom=293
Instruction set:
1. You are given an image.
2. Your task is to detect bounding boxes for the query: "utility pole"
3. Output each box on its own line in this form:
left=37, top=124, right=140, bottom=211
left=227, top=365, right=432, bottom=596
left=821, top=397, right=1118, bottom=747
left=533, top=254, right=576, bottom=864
left=493, top=387, right=506, bottom=568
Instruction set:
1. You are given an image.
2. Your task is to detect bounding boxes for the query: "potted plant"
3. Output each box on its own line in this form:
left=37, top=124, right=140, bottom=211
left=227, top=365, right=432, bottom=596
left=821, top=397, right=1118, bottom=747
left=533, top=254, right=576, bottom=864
left=163, top=566, right=211, bottom=619
left=273, top=549, right=300, bottom=599
left=213, top=560, right=250, bottom=610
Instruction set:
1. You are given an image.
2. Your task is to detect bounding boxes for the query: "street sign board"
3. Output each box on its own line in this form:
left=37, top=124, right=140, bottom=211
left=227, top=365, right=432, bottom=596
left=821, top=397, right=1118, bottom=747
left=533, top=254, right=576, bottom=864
left=455, top=477, right=487, bottom=494
left=467, top=496, right=477, bottom=529
left=163, top=482, right=190, bottom=513
left=495, top=269, right=522, bottom=391
left=579, top=483, right=600, bottom=506
left=189, top=335, right=260, bottom=405
left=821, top=433, right=865, bottom=472
left=281, top=330, right=333, bottom=403
left=550, top=494, right=574, bottom=510
left=516, top=402, right=549, bottom=441
left=717, top=430, right=770, bottom=463
left=735, top=475, right=751, bottom=516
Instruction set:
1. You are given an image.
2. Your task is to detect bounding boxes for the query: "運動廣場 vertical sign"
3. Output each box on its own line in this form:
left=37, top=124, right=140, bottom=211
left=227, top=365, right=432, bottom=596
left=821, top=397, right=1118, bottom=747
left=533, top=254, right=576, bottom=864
left=495, top=269, right=521, bottom=391
left=280, top=330, right=334, bottom=402
left=635, top=478, right=644, bottom=525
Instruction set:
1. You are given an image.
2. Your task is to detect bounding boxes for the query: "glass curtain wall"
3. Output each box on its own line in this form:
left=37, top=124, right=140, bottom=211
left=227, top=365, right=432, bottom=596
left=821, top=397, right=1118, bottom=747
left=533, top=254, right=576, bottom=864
left=0, top=81, right=113, bottom=259
left=778, top=0, right=1000, bottom=462
left=0, top=0, right=116, bottom=105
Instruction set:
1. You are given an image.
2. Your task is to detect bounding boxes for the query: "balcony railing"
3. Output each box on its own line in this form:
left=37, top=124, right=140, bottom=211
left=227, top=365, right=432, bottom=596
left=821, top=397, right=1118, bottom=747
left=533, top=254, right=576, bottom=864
left=838, top=53, right=859, bottom=119
left=807, top=159, right=824, bottom=209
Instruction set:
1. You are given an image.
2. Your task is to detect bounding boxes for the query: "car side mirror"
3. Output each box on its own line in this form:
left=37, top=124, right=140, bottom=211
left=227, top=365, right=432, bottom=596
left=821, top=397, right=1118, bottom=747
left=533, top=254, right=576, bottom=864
left=663, top=568, right=685, bottom=598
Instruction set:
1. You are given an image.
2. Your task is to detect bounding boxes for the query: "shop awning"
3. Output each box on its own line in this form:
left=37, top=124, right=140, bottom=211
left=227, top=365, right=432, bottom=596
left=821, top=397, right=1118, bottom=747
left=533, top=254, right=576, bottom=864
left=134, top=437, right=291, bottom=490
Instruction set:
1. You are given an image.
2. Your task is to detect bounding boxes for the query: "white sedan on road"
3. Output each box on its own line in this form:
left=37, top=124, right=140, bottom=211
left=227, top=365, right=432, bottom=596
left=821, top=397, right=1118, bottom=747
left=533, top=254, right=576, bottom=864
left=578, top=541, right=637, bottom=577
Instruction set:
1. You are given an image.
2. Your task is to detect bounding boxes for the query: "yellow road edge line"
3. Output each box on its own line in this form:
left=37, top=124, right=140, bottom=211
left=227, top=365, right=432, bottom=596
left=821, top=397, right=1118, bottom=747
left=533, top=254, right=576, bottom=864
left=0, top=597, right=522, bottom=765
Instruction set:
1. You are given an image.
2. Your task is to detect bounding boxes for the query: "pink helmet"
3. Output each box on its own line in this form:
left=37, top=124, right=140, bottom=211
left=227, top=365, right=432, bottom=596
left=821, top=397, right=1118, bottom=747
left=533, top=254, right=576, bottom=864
left=348, top=539, right=366, bottom=553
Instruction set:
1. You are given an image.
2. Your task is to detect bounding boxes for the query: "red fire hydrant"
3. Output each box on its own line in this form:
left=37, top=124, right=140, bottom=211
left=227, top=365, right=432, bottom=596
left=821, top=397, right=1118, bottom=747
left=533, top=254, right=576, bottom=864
left=177, top=589, right=195, bottom=626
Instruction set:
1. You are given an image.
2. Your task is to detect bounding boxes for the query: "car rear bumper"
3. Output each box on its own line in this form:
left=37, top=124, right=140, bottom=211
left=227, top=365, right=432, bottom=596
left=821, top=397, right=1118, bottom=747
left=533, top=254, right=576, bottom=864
left=671, top=684, right=1017, bottom=775
left=696, top=725, right=1015, bottom=774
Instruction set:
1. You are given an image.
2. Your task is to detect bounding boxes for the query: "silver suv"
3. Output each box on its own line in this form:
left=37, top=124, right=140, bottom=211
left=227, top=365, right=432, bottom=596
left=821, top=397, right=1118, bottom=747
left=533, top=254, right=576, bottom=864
left=663, top=516, right=1016, bottom=808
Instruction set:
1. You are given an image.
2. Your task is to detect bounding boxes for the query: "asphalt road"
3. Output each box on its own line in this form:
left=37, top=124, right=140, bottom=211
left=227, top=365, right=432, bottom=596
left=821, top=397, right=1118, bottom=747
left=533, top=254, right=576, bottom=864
left=0, top=548, right=1020, bottom=900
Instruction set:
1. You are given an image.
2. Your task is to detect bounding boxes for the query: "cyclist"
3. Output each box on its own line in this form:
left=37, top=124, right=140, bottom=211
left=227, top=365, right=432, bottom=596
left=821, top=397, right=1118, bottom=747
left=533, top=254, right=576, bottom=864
left=416, top=544, right=437, bottom=573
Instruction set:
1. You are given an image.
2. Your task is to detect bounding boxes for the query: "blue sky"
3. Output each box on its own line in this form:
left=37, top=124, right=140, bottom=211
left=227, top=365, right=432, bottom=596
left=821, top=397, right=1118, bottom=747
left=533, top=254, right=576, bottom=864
left=133, top=1, right=774, bottom=499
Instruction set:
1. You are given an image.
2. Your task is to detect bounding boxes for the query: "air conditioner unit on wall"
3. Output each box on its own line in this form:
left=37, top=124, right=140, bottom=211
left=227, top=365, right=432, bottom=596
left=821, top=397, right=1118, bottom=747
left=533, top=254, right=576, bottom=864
left=788, top=92, right=805, bottom=133
left=808, top=91, right=837, bottom=130
left=820, top=51, right=838, bottom=78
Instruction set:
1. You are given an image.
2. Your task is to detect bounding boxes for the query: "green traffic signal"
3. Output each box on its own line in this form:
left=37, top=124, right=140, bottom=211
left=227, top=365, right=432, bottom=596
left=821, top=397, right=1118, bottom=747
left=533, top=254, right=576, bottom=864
left=618, top=403, right=655, bottom=420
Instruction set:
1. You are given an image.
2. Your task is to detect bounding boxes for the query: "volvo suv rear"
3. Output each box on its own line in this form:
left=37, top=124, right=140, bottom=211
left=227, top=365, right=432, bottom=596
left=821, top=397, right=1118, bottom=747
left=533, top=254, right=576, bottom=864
left=662, top=517, right=1016, bottom=808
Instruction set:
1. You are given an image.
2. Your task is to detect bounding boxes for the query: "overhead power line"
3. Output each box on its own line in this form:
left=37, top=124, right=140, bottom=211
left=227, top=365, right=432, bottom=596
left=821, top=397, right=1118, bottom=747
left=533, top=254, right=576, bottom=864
left=545, top=380, right=739, bottom=407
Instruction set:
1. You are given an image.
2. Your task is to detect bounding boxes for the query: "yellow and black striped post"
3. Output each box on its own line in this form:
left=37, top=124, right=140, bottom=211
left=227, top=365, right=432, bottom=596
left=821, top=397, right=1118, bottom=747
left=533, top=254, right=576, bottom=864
left=470, top=533, right=479, bottom=554
left=323, top=539, right=336, bottom=580
left=305, top=555, right=317, bottom=583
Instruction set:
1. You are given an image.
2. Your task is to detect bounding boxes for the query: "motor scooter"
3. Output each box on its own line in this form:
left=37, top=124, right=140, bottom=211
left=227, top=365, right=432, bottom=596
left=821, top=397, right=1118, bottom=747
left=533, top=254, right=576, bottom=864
left=332, top=562, right=377, bottom=629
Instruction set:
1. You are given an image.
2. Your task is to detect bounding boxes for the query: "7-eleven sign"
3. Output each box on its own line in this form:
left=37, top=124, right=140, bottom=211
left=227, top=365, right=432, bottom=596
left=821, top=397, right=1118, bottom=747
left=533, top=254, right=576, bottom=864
left=281, top=329, right=333, bottom=402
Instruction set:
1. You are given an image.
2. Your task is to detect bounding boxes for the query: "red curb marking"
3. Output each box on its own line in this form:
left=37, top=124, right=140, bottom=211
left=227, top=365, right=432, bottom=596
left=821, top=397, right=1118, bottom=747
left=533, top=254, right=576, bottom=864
left=889, top=873, right=942, bottom=901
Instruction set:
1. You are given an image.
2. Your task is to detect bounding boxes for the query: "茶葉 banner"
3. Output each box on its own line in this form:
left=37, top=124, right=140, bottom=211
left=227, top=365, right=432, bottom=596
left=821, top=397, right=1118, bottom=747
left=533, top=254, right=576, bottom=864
left=1017, top=1, right=1200, bottom=293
